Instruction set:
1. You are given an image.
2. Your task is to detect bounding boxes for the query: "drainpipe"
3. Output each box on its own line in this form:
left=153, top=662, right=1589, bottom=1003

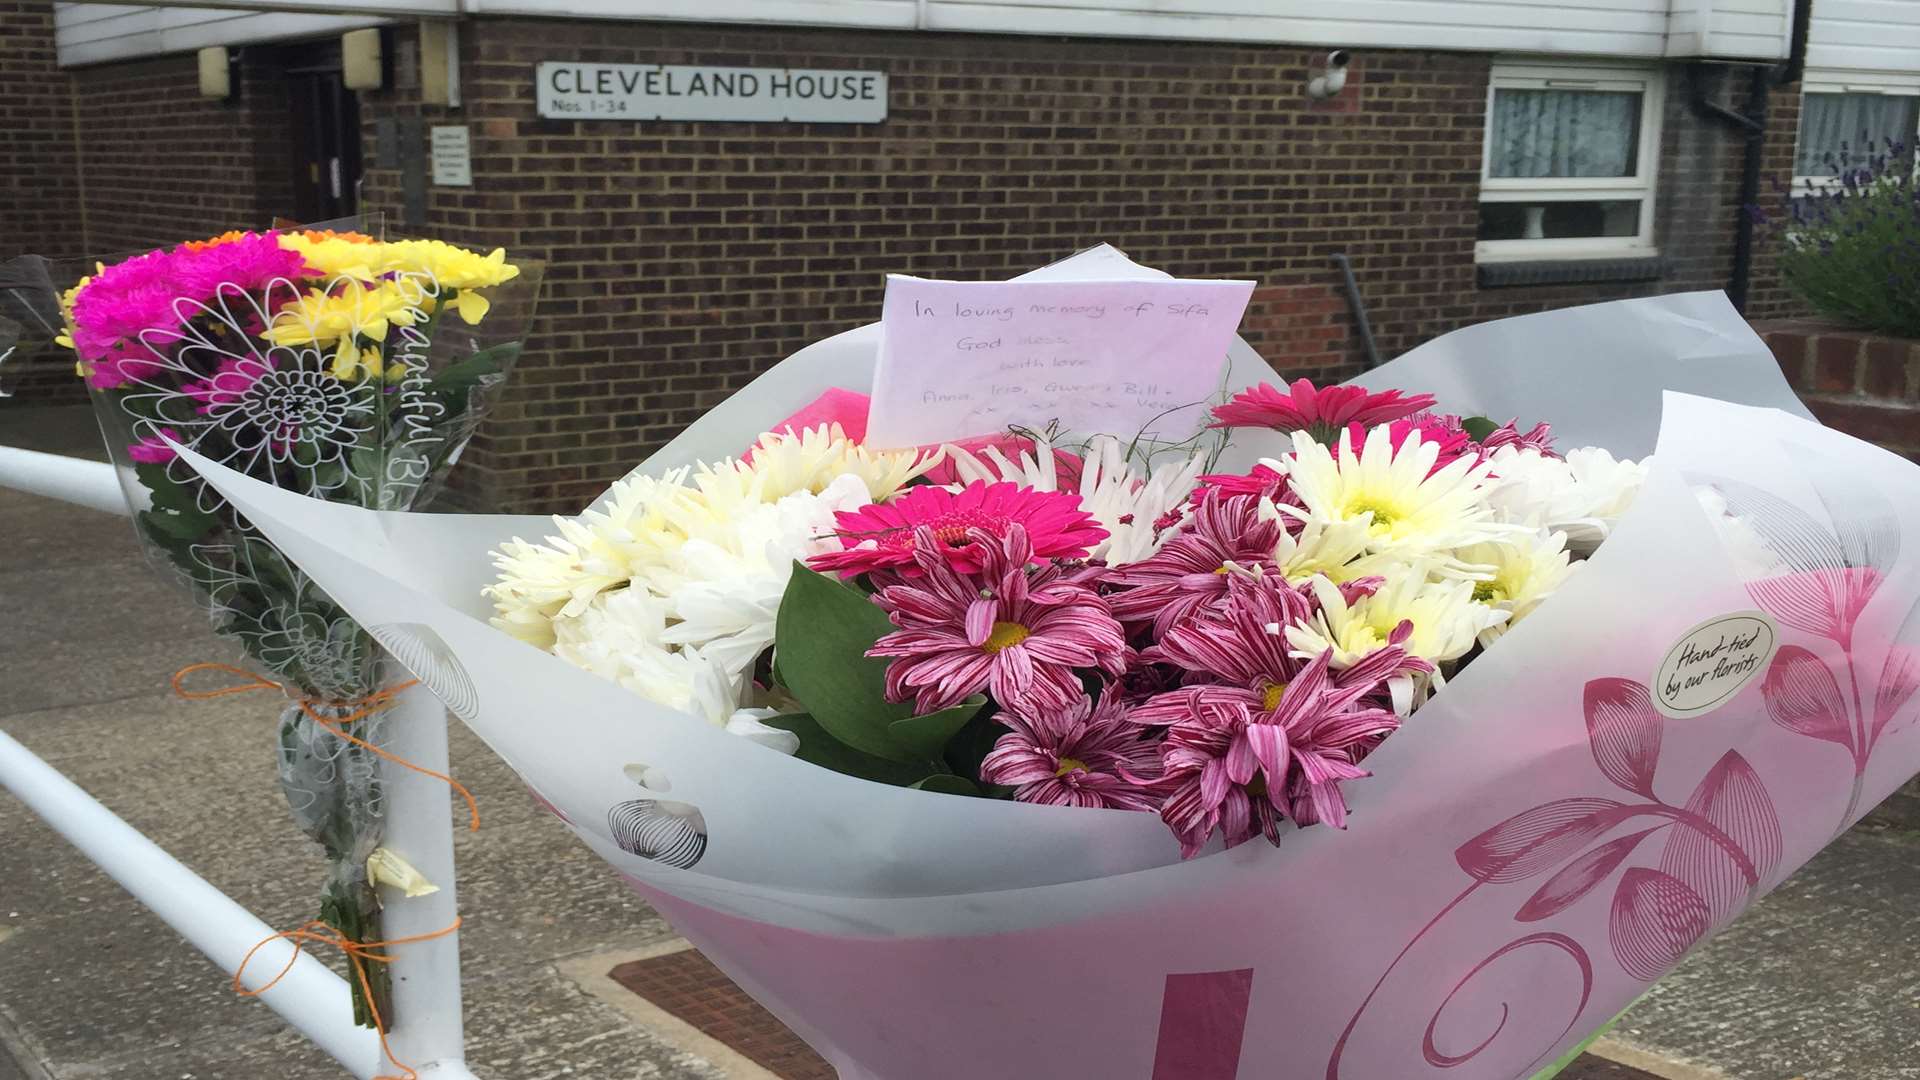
left=1686, top=0, right=1811, bottom=314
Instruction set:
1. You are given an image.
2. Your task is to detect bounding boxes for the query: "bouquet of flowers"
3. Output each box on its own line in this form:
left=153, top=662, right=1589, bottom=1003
left=41, top=225, right=540, bottom=1028
left=174, top=248, right=1920, bottom=1080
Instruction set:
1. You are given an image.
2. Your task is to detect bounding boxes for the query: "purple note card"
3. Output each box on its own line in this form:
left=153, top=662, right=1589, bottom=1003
left=865, top=275, right=1256, bottom=449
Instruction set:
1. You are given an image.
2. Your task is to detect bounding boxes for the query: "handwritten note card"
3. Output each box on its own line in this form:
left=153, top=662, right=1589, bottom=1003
left=865, top=275, right=1256, bottom=449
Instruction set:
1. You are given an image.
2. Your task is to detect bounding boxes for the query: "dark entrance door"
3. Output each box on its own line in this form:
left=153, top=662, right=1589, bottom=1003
left=287, top=60, right=362, bottom=223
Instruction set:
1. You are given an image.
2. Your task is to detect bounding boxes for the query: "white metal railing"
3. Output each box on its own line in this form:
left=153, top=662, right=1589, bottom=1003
left=0, top=445, right=479, bottom=1080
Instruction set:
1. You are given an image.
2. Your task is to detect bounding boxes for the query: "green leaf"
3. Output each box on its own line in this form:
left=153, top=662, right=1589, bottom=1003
left=887, top=697, right=986, bottom=761
left=773, top=562, right=917, bottom=762
left=427, top=341, right=521, bottom=397
left=138, top=506, right=216, bottom=542
left=762, top=713, right=927, bottom=786
left=1460, top=415, right=1499, bottom=443
left=910, top=774, right=981, bottom=796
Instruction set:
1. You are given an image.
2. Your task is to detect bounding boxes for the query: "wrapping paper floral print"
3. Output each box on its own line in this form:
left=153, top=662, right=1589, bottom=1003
left=48, top=225, right=540, bottom=1028
left=171, top=250, right=1916, bottom=1079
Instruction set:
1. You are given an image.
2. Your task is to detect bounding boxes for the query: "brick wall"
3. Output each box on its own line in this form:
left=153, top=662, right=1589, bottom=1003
left=358, top=18, right=1810, bottom=514
left=0, top=0, right=82, bottom=400
left=1758, top=320, right=1920, bottom=460
left=70, top=52, right=295, bottom=254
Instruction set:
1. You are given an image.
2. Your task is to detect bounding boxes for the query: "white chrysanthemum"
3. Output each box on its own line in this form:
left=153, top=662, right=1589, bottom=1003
left=654, top=474, right=874, bottom=674
left=1458, top=530, right=1574, bottom=647
left=1483, top=447, right=1648, bottom=554
left=550, top=589, right=800, bottom=754
left=488, top=428, right=914, bottom=648
left=943, top=433, right=1207, bottom=565
left=487, top=428, right=907, bottom=753
left=659, top=423, right=935, bottom=504
left=1278, top=427, right=1516, bottom=562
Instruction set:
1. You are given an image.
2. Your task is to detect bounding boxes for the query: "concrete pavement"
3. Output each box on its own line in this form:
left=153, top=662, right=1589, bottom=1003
left=3, top=401, right=1917, bottom=1080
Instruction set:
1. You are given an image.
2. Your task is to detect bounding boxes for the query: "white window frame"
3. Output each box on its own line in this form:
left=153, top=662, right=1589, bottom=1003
left=1794, top=73, right=1920, bottom=196
left=1477, top=62, right=1665, bottom=264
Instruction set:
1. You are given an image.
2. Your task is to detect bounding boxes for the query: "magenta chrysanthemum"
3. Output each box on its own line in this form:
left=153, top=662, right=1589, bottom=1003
left=171, top=232, right=312, bottom=299
left=126, top=427, right=184, bottom=464
left=1210, top=379, right=1436, bottom=436
left=69, top=232, right=312, bottom=388
left=1103, top=493, right=1283, bottom=637
left=867, top=524, right=1128, bottom=715
left=980, top=691, right=1160, bottom=810
left=810, top=480, right=1105, bottom=578
left=1134, top=650, right=1402, bottom=857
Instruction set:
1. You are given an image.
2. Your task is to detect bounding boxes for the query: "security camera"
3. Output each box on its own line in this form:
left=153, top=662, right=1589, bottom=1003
left=1308, top=50, right=1352, bottom=100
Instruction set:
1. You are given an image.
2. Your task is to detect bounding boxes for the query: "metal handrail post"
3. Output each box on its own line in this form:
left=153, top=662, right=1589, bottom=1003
left=0, top=726, right=384, bottom=1079
left=0, top=444, right=479, bottom=1078
left=376, top=684, right=470, bottom=1073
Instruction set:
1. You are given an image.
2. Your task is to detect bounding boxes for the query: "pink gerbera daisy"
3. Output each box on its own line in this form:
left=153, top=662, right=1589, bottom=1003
left=1185, top=462, right=1291, bottom=513
left=810, top=480, right=1105, bottom=578
left=1210, top=379, right=1436, bottom=439
left=1334, top=416, right=1475, bottom=477
left=868, top=524, right=1128, bottom=715
left=980, top=691, right=1161, bottom=810
left=1103, top=492, right=1283, bottom=637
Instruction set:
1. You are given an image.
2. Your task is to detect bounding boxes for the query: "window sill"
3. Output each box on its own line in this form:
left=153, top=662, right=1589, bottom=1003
left=1475, top=256, right=1665, bottom=289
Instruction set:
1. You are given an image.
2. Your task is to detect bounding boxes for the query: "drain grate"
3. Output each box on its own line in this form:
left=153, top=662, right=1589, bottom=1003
left=610, top=947, right=836, bottom=1080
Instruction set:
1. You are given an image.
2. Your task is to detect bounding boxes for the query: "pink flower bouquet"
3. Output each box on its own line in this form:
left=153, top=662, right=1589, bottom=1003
left=173, top=248, right=1920, bottom=1079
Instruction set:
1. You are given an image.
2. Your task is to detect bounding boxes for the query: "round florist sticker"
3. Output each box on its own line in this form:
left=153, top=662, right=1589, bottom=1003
left=1652, top=610, right=1781, bottom=719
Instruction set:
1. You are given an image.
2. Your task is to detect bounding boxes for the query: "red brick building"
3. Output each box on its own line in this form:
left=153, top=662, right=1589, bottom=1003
left=4, top=1, right=1916, bottom=511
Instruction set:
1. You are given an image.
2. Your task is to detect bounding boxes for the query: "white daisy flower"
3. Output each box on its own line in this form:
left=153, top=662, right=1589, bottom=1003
left=1285, top=571, right=1507, bottom=713
left=1278, top=427, right=1517, bottom=563
left=1457, top=529, right=1575, bottom=647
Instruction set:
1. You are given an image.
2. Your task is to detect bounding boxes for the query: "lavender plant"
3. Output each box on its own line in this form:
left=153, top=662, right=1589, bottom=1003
left=1770, top=140, right=1920, bottom=338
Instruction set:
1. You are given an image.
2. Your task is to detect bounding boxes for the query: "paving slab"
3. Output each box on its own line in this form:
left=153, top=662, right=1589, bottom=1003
left=1609, top=818, right=1920, bottom=1080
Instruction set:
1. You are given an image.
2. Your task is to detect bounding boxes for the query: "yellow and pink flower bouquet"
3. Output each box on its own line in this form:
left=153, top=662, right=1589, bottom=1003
left=46, top=224, right=540, bottom=1029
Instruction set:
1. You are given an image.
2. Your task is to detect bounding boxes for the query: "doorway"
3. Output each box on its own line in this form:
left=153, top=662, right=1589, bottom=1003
left=285, top=50, right=362, bottom=223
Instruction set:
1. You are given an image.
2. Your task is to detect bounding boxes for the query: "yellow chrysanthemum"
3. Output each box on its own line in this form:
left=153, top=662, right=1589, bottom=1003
left=278, top=230, right=394, bottom=281
left=264, top=278, right=424, bottom=353
left=57, top=275, right=87, bottom=370
left=381, top=240, right=519, bottom=325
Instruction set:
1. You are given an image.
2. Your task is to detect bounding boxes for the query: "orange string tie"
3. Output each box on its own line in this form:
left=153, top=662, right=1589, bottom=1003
left=171, top=662, right=480, bottom=831
left=233, top=916, right=465, bottom=1080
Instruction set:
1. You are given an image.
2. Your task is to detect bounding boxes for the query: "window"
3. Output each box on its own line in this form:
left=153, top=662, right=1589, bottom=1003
left=1478, top=63, right=1665, bottom=263
left=1795, top=84, right=1920, bottom=186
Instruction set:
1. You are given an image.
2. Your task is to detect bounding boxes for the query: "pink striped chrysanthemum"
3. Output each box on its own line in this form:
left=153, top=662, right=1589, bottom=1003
left=1103, top=492, right=1283, bottom=637
left=867, top=523, right=1128, bottom=715
left=1210, top=378, right=1435, bottom=438
left=980, top=691, right=1160, bottom=810
left=810, top=480, right=1105, bottom=578
left=1134, top=649, right=1402, bottom=858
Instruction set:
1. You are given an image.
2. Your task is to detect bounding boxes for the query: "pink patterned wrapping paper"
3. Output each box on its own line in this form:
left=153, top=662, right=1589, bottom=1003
left=172, top=251, right=1920, bottom=1080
